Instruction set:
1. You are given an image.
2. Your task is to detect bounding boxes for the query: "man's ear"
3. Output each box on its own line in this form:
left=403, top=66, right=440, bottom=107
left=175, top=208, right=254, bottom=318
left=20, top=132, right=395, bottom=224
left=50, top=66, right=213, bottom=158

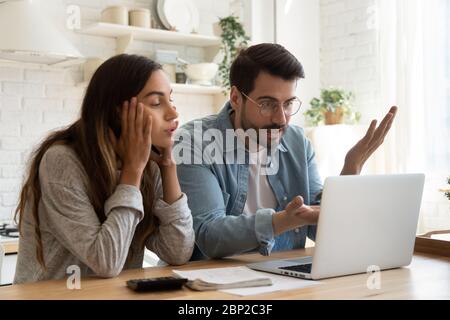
left=229, top=86, right=242, bottom=111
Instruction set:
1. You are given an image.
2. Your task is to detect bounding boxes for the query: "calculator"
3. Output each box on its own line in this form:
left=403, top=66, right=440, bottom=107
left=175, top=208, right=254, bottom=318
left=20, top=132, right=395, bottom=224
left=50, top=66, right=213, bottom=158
left=126, top=276, right=188, bottom=292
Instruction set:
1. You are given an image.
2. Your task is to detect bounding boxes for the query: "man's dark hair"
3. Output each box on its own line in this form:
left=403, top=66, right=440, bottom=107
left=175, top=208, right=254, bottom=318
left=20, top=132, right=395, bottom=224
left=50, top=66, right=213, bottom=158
left=229, top=43, right=305, bottom=95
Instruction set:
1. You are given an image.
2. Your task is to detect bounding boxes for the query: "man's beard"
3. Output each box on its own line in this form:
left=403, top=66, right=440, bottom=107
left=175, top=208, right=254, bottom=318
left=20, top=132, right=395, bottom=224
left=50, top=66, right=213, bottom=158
left=240, top=105, right=286, bottom=152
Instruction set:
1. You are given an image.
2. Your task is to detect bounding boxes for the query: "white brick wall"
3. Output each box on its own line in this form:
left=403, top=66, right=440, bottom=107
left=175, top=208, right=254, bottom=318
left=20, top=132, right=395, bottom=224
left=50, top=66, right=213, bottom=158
left=320, top=0, right=378, bottom=122
left=0, top=0, right=232, bottom=222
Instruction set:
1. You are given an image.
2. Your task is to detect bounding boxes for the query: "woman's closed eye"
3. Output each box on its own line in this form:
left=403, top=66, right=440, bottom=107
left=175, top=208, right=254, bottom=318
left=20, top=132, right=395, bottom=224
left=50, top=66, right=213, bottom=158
left=147, top=97, right=165, bottom=107
left=154, top=98, right=174, bottom=107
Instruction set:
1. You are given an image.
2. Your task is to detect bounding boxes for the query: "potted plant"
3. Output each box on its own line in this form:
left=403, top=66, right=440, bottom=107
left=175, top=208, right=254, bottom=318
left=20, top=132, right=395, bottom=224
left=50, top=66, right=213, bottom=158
left=214, top=15, right=250, bottom=91
left=305, top=88, right=361, bottom=126
left=439, top=176, right=450, bottom=201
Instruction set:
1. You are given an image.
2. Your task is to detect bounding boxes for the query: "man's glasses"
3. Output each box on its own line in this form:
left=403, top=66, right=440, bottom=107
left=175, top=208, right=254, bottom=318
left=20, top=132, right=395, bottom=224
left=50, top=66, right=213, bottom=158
left=241, top=91, right=302, bottom=117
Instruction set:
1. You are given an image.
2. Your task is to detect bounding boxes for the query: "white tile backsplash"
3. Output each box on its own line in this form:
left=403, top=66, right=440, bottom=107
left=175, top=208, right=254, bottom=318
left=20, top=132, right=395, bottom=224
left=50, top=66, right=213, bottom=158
left=0, top=68, right=24, bottom=82
left=2, top=82, right=45, bottom=98
left=0, top=0, right=232, bottom=221
left=320, top=0, right=378, bottom=123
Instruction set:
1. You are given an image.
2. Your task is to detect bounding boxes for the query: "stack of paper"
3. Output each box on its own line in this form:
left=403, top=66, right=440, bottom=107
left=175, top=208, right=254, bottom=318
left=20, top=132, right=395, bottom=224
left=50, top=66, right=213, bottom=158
left=173, top=266, right=321, bottom=296
left=185, top=277, right=272, bottom=291
left=173, top=266, right=272, bottom=291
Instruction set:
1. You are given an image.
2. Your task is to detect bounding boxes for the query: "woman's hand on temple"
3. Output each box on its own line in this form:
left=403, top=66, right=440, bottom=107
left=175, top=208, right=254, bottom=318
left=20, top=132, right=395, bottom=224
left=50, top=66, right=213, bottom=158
left=109, top=97, right=152, bottom=187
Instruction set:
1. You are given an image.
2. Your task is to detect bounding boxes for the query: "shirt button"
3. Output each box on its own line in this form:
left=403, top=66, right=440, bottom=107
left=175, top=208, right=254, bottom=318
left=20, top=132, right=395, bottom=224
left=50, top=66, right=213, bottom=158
left=283, top=196, right=288, bottom=201
left=295, top=228, right=300, bottom=233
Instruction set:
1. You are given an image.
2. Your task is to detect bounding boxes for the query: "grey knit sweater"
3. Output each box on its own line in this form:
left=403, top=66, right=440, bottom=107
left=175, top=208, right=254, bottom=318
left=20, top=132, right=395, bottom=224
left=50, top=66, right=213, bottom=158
left=14, top=145, right=194, bottom=284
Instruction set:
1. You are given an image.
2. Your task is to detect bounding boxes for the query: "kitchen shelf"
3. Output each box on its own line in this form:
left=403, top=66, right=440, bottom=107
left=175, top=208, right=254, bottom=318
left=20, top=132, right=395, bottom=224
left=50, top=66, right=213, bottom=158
left=171, top=83, right=223, bottom=95
left=78, top=22, right=221, bottom=50
left=77, top=81, right=223, bottom=95
left=76, top=23, right=224, bottom=96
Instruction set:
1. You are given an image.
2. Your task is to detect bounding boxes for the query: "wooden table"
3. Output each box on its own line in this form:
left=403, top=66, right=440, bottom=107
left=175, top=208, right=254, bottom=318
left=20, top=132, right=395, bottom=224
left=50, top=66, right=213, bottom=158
left=0, top=248, right=449, bottom=300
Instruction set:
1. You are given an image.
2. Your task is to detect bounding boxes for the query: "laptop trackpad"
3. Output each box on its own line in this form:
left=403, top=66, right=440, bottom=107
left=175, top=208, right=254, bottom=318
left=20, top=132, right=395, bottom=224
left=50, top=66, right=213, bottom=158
left=283, top=256, right=313, bottom=265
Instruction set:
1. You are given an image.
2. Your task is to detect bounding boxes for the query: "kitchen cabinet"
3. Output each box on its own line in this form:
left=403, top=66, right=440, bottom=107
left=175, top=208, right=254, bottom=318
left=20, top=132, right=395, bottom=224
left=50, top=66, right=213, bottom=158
left=0, top=254, right=17, bottom=286
left=0, top=239, right=18, bottom=286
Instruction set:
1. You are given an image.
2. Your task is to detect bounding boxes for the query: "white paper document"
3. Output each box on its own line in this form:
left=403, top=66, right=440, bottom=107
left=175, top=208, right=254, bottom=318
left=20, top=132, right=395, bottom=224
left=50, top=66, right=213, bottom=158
left=173, top=266, right=321, bottom=297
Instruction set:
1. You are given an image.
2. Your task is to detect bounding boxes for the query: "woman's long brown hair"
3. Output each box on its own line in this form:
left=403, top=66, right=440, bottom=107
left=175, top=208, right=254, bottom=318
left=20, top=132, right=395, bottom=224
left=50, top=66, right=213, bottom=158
left=14, top=54, right=162, bottom=269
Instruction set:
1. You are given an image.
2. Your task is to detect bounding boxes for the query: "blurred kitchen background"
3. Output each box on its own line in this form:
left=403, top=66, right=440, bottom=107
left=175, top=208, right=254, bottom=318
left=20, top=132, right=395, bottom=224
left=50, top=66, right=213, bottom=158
left=0, top=0, right=449, bottom=284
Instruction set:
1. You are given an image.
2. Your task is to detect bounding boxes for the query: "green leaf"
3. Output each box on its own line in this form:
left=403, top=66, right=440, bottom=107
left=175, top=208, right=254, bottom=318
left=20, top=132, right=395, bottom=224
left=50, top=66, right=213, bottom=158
left=217, top=15, right=250, bottom=90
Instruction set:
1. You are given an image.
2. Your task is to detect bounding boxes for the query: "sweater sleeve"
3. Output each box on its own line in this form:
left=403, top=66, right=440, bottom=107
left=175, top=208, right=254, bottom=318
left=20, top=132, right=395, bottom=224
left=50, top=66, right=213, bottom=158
left=39, top=146, right=144, bottom=278
left=145, top=162, right=195, bottom=265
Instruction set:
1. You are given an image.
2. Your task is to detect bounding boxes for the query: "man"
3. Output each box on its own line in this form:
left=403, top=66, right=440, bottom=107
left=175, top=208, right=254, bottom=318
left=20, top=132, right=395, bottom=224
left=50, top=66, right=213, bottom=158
left=175, top=43, right=397, bottom=261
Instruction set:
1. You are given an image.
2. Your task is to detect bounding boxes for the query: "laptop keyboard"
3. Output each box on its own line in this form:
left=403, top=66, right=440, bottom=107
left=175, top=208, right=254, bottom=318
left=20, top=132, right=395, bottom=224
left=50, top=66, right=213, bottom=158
left=279, top=263, right=312, bottom=274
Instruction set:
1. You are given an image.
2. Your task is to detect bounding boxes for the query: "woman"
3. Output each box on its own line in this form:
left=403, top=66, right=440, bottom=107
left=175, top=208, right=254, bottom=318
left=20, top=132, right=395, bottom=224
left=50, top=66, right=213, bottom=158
left=14, top=54, right=195, bottom=284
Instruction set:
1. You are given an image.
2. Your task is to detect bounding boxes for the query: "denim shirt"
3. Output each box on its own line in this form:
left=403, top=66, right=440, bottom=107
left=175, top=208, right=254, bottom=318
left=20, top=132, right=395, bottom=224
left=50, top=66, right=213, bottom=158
left=175, top=102, right=323, bottom=260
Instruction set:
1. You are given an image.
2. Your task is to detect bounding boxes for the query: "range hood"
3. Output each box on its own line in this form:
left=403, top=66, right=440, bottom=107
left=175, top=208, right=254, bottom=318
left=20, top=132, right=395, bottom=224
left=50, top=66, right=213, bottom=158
left=0, top=0, right=82, bottom=65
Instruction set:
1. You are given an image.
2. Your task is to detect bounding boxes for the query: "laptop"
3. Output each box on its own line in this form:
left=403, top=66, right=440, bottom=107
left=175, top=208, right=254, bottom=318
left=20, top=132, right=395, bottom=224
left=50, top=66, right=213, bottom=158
left=247, top=174, right=425, bottom=280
